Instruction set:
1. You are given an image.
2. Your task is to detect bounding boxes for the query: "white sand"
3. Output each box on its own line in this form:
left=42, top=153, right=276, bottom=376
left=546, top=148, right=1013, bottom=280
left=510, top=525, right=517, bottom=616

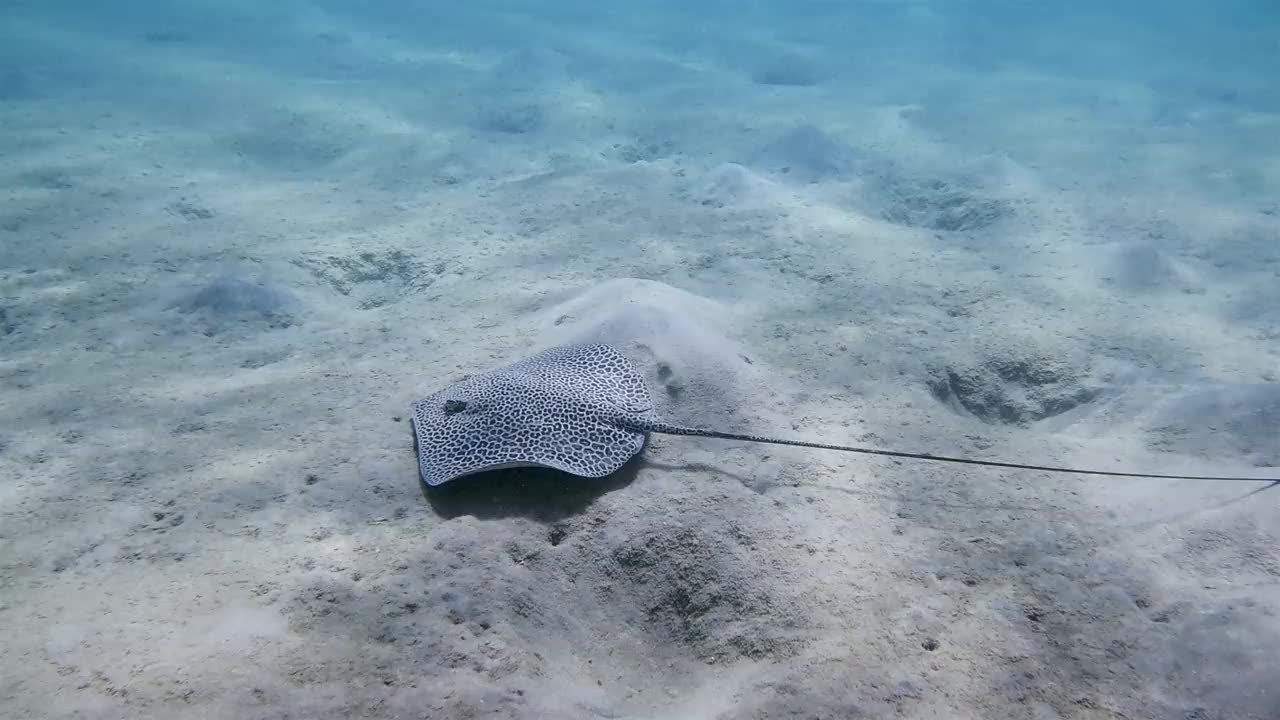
left=2, top=3, right=1278, bottom=719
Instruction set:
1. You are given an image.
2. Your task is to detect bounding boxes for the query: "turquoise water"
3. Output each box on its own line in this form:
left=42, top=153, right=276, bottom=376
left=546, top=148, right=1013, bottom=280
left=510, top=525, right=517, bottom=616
left=2, top=2, right=1277, bottom=719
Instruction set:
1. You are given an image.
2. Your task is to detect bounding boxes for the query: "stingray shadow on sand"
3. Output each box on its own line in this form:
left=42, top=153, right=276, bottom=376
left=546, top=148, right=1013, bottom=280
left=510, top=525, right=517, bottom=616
left=419, top=456, right=642, bottom=522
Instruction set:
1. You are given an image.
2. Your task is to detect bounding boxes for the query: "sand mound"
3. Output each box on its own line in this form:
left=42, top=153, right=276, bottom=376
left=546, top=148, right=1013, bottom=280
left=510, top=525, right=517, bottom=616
left=750, top=124, right=860, bottom=182
left=534, top=277, right=776, bottom=431
left=1099, top=242, right=1201, bottom=292
left=690, top=162, right=783, bottom=210
left=1149, top=383, right=1280, bottom=466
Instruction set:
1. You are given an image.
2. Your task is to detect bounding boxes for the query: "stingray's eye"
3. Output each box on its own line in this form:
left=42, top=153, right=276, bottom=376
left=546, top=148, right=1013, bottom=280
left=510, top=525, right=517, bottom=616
left=444, top=399, right=467, bottom=415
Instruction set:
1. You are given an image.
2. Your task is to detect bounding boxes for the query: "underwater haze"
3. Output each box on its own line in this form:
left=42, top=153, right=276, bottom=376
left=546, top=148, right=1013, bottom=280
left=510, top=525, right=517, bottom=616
left=2, top=1, right=1278, bottom=718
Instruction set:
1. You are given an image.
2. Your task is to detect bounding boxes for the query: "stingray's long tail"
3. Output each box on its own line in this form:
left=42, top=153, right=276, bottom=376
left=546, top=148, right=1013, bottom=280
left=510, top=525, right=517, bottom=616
left=622, top=418, right=1279, bottom=483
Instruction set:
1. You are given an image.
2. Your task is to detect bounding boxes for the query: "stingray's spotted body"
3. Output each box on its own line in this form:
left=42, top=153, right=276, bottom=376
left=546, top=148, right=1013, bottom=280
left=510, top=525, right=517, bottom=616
left=410, top=343, right=1278, bottom=487
left=410, top=344, right=663, bottom=485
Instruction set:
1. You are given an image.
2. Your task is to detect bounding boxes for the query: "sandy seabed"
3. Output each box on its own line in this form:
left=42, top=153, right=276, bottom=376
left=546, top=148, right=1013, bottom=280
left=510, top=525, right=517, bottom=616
left=2, top=2, right=1279, bottom=719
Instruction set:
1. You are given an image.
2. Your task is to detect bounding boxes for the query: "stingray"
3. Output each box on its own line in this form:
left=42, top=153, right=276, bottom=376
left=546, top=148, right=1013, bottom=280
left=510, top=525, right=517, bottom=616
left=410, top=343, right=1279, bottom=487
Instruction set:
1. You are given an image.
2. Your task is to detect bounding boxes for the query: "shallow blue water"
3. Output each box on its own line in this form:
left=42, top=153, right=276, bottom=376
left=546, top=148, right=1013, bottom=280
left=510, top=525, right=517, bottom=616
left=1, top=2, right=1277, bottom=719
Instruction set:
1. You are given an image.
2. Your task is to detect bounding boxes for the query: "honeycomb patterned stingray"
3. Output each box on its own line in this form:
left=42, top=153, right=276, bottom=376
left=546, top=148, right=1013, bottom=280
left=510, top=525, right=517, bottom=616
left=409, top=343, right=1280, bottom=487
left=410, top=344, right=663, bottom=486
